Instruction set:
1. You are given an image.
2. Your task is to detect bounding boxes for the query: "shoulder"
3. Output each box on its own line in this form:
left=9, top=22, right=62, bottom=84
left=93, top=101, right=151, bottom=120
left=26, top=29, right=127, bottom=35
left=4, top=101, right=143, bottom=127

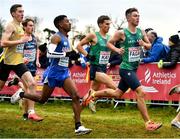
left=4, top=22, right=15, bottom=32
left=85, top=33, right=96, bottom=42
left=51, top=34, right=61, bottom=44
left=137, top=28, right=145, bottom=36
left=87, top=33, right=96, bottom=38
left=114, top=29, right=125, bottom=37
left=113, top=29, right=125, bottom=42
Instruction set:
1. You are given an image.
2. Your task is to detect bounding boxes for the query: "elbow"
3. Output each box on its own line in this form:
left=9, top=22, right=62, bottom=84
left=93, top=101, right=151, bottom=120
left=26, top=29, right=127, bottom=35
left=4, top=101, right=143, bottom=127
left=0, top=41, right=7, bottom=48
left=146, top=45, right=151, bottom=50
left=77, top=44, right=81, bottom=52
left=107, top=42, right=111, bottom=49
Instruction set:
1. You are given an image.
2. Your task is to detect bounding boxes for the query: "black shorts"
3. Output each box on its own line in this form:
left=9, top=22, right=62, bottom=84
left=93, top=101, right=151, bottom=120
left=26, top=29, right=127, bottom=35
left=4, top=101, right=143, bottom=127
left=90, top=64, right=107, bottom=80
left=0, top=60, right=29, bottom=81
left=118, top=68, right=141, bottom=92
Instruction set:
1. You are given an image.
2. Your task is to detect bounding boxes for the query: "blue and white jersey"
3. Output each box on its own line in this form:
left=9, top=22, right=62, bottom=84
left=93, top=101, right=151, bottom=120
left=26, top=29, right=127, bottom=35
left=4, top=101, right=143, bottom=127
left=50, top=32, right=71, bottom=70
left=43, top=32, right=71, bottom=87
left=23, top=35, right=37, bottom=74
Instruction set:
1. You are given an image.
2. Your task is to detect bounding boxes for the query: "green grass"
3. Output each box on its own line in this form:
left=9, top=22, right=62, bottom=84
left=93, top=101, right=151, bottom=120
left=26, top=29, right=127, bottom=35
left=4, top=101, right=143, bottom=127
left=0, top=100, right=179, bottom=138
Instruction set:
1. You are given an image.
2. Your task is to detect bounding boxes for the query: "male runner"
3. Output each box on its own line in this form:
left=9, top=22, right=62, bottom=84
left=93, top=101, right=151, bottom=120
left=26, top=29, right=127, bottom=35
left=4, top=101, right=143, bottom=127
left=0, top=4, right=37, bottom=114
left=77, top=15, right=118, bottom=112
left=11, top=15, right=92, bottom=135
left=8, top=18, right=43, bottom=121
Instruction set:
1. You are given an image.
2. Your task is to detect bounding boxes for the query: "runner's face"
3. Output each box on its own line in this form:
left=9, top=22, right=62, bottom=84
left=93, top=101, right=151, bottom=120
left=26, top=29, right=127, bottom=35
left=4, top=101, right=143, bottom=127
left=24, top=21, right=34, bottom=34
left=100, top=20, right=111, bottom=33
left=61, top=17, right=71, bottom=32
left=129, top=11, right=139, bottom=26
left=12, top=7, right=24, bottom=22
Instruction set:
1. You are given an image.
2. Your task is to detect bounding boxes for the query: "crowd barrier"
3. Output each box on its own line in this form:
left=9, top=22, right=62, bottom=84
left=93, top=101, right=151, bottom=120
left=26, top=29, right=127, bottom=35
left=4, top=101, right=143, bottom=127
left=0, top=63, right=179, bottom=102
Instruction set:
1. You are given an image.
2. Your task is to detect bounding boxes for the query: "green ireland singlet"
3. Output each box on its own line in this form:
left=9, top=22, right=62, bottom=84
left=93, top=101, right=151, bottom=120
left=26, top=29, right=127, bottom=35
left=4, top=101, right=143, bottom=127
left=120, top=28, right=143, bottom=70
left=89, top=32, right=110, bottom=66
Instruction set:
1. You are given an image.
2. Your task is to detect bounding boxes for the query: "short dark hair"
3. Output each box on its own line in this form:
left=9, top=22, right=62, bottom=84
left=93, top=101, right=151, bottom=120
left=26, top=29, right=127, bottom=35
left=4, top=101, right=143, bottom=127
left=169, top=34, right=179, bottom=44
left=10, top=4, right=22, bottom=15
left=145, top=28, right=153, bottom=33
left=151, top=31, right=157, bottom=38
left=97, top=15, right=110, bottom=26
left=146, top=28, right=158, bottom=38
left=54, top=15, right=67, bottom=29
left=22, top=18, right=34, bottom=27
left=125, top=8, right=138, bottom=17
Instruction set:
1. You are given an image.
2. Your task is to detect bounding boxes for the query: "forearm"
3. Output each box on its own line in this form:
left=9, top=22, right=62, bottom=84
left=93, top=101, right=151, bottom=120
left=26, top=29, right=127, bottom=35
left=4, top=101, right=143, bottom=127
left=143, top=43, right=151, bottom=50
left=107, top=42, right=119, bottom=53
left=77, top=45, right=88, bottom=56
left=1, top=40, right=23, bottom=48
left=36, top=49, right=40, bottom=63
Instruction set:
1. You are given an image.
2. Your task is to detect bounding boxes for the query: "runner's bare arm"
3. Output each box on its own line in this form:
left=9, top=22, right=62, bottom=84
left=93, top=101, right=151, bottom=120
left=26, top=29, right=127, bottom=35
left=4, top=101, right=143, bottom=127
left=1, top=23, right=29, bottom=47
left=35, top=38, right=41, bottom=67
left=138, top=30, right=151, bottom=50
left=77, top=33, right=96, bottom=56
left=107, top=30, right=125, bottom=55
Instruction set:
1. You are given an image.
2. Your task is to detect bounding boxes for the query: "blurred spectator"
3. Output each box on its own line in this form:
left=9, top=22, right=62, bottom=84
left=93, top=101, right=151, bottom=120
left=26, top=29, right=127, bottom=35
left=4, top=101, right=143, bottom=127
left=38, top=43, right=50, bottom=69
left=157, top=34, right=180, bottom=107
left=145, top=28, right=153, bottom=33
left=143, top=29, right=170, bottom=107
left=78, top=35, right=90, bottom=68
left=68, top=50, right=80, bottom=68
left=72, top=35, right=90, bottom=68
left=158, top=34, right=180, bottom=68
left=141, top=29, right=170, bottom=63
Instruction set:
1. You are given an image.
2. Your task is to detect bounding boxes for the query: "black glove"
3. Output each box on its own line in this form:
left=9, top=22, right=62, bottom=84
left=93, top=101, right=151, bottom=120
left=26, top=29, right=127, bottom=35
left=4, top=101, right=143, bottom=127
left=86, top=54, right=96, bottom=61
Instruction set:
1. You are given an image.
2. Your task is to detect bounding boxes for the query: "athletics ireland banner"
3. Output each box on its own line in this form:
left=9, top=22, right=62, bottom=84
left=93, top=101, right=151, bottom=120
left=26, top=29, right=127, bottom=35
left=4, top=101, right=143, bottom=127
left=0, top=63, right=179, bottom=101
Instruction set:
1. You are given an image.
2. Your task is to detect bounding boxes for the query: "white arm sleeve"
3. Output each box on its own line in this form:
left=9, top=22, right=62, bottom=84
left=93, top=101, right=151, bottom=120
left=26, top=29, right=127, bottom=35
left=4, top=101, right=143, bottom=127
left=47, top=43, right=57, bottom=53
left=47, top=43, right=66, bottom=58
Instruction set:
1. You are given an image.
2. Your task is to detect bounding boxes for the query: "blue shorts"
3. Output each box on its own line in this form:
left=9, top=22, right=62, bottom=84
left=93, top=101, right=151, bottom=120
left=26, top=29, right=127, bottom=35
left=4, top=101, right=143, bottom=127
left=26, top=62, right=37, bottom=77
left=118, top=69, right=141, bottom=92
left=43, top=66, right=70, bottom=88
left=90, top=64, right=107, bottom=80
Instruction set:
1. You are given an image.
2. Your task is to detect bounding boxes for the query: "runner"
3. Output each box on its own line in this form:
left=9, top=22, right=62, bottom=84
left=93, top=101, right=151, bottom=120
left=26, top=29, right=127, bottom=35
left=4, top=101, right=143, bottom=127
left=8, top=18, right=43, bottom=121
left=169, top=86, right=180, bottom=129
left=0, top=4, right=38, bottom=118
left=77, top=15, right=119, bottom=112
left=11, top=15, right=92, bottom=135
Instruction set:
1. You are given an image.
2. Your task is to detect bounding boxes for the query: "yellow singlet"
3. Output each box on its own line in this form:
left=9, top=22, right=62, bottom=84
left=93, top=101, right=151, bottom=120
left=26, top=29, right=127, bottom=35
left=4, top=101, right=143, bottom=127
left=4, top=21, right=24, bottom=65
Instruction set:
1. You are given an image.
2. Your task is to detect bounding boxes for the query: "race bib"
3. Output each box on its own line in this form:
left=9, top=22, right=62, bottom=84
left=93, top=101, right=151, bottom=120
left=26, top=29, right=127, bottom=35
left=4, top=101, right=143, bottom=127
left=24, top=48, right=36, bottom=62
left=128, top=47, right=140, bottom=62
left=16, top=44, right=24, bottom=53
left=99, top=51, right=110, bottom=64
left=58, top=57, right=69, bottom=67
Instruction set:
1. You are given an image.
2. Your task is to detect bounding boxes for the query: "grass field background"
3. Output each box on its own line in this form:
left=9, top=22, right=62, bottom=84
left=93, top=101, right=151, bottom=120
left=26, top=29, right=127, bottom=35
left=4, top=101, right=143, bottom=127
left=0, top=100, right=179, bottom=138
